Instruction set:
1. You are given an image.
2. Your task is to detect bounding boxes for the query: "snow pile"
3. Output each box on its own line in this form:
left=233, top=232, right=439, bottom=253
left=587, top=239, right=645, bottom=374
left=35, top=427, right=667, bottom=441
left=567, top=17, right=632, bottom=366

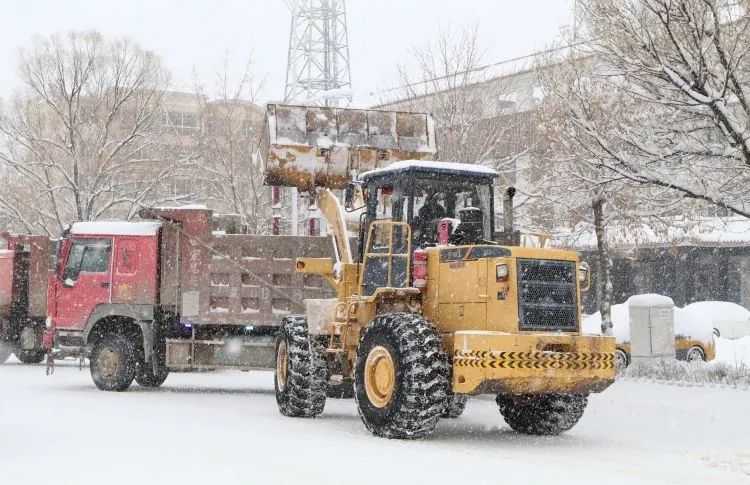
left=624, top=357, right=750, bottom=387
left=683, top=301, right=750, bottom=339
left=583, top=295, right=720, bottom=346
left=715, top=336, right=750, bottom=365
left=70, top=221, right=162, bottom=236
left=359, top=160, right=498, bottom=179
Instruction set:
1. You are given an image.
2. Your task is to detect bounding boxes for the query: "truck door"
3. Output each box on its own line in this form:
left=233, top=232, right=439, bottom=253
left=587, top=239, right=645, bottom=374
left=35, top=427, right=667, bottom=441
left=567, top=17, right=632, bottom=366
left=54, top=238, right=113, bottom=330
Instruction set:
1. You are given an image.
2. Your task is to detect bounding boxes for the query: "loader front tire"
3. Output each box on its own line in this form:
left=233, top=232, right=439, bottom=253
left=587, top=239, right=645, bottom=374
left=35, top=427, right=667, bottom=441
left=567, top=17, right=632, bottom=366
left=90, top=334, right=136, bottom=392
left=442, top=394, right=468, bottom=418
left=497, top=393, right=588, bottom=436
left=354, top=313, right=450, bottom=439
left=274, top=316, right=327, bottom=418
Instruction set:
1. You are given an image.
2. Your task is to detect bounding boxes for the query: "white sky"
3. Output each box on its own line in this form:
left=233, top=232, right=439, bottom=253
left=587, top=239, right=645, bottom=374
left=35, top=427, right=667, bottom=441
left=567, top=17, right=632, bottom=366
left=0, top=0, right=575, bottom=105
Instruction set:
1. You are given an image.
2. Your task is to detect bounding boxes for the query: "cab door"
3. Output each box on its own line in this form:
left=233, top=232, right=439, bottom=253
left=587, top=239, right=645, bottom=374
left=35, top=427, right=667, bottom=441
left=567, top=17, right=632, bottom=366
left=54, top=238, right=113, bottom=330
left=360, top=221, right=411, bottom=297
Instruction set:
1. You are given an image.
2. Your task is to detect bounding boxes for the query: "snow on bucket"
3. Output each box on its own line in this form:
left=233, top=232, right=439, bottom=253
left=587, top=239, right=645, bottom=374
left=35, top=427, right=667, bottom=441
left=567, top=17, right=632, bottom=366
left=260, top=104, right=437, bottom=190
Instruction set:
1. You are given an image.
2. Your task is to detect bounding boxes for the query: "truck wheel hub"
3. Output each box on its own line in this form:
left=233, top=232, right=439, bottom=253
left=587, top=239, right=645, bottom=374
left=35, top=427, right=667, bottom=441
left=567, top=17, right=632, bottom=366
left=276, top=339, right=288, bottom=391
left=97, top=348, right=120, bottom=378
left=364, top=346, right=395, bottom=408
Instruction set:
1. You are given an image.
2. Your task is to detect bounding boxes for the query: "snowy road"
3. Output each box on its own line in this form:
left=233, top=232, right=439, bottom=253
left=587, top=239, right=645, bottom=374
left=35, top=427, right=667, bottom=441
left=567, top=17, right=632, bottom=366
left=1, top=360, right=748, bottom=485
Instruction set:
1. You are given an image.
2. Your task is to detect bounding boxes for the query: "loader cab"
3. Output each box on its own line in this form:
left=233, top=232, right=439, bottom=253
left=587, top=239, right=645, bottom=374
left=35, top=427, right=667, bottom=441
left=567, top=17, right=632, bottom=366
left=354, top=161, right=498, bottom=296
left=357, top=161, right=498, bottom=253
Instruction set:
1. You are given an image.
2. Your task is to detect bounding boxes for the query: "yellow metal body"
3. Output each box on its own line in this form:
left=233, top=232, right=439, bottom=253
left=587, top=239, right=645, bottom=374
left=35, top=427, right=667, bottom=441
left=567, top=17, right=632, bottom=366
left=298, top=220, right=616, bottom=398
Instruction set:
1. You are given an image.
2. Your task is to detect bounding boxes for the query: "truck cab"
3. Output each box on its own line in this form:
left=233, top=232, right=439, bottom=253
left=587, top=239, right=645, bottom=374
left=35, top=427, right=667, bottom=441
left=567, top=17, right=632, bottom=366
left=49, top=221, right=161, bottom=357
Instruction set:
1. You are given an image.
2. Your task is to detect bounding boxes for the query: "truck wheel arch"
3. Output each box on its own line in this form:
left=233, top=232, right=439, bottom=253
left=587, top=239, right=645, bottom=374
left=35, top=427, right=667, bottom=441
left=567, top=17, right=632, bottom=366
left=83, top=305, right=155, bottom=363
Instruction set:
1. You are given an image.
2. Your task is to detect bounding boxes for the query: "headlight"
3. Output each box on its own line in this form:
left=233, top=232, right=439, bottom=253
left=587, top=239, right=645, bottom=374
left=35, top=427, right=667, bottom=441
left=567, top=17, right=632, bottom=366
left=496, top=263, right=509, bottom=282
left=578, top=262, right=589, bottom=282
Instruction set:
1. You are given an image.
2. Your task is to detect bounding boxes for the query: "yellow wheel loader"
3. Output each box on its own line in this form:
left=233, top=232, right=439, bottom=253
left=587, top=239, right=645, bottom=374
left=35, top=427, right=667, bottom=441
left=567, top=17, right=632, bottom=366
left=262, top=104, right=615, bottom=439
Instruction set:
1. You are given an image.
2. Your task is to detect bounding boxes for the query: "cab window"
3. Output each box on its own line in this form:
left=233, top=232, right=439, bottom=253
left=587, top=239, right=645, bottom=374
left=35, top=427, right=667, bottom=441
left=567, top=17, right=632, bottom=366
left=63, top=239, right=112, bottom=281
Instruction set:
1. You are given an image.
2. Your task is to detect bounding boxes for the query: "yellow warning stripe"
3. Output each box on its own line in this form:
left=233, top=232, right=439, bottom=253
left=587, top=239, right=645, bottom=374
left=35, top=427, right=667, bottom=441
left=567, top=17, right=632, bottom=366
left=453, top=350, right=615, bottom=370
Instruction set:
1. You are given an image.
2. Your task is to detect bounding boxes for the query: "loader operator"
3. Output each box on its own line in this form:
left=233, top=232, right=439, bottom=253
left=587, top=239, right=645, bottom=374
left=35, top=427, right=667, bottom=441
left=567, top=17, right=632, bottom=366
left=415, top=190, right=447, bottom=246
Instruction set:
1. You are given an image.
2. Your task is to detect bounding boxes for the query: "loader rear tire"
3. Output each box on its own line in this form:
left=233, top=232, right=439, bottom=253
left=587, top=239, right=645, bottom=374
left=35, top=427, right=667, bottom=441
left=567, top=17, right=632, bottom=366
left=354, top=313, right=450, bottom=439
left=442, top=394, right=468, bottom=418
left=15, top=349, right=46, bottom=364
left=274, top=316, right=327, bottom=418
left=497, top=393, right=588, bottom=436
left=90, top=334, right=136, bottom=392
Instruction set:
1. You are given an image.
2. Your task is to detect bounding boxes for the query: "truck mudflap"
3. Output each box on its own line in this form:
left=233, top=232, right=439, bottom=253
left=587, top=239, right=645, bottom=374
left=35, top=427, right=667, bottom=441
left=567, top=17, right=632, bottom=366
left=451, top=331, right=616, bottom=395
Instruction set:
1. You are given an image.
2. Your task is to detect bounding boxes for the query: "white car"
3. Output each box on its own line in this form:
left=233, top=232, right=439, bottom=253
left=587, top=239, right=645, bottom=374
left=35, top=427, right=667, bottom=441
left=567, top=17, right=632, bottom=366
left=681, top=301, right=750, bottom=340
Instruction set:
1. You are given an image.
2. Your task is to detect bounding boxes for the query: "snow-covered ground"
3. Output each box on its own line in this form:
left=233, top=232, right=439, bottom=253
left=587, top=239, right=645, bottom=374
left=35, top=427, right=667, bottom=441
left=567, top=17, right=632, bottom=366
left=1, top=361, right=748, bottom=485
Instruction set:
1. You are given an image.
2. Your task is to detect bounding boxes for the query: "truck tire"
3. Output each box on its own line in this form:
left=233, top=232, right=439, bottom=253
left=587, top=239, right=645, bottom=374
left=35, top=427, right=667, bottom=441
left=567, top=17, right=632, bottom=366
left=354, top=313, right=450, bottom=439
left=135, top=363, right=169, bottom=388
left=274, top=316, right=327, bottom=417
left=686, top=346, right=706, bottom=363
left=15, top=349, right=45, bottom=364
left=90, top=334, right=136, bottom=392
left=497, top=393, right=588, bottom=436
left=0, top=343, right=13, bottom=364
left=442, top=394, right=468, bottom=418
left=614, top=349, right=629, bottom=374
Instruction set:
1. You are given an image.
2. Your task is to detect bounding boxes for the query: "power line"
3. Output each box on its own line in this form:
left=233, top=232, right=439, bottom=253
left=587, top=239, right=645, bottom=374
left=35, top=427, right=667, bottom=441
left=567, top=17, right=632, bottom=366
left=370, top=39, right=591, bottom=99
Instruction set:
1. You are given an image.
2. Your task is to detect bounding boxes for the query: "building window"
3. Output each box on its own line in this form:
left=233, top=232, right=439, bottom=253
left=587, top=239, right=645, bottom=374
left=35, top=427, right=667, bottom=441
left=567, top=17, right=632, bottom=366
left=272, top=216, right=281, bottom=235
left=164, top=110, right=199, bottom=133
left=308, top=218, right=320, bottom=237
left=272, top=186, right=282, bottom=207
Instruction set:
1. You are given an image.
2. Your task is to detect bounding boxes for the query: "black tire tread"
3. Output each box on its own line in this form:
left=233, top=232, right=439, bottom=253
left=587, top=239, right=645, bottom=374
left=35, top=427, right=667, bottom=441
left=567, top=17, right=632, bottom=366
left=15, top=349, right=46, bottom=364
left=497, top=393, right=588, bottom=436
left=135, top=364, right=169, bottom=387
left=275, top=316, right=327, bottom=417
left=355, top=313, right=450, bottom=439
left=90, top=334, right=136, bottom=392
left=442, top=394, right=468, bottom=418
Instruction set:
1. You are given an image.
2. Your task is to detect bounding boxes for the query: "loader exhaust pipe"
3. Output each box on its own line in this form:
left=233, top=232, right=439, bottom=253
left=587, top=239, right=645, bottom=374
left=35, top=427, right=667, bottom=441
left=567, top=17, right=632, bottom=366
left=503, top=187, right=516, bottom=235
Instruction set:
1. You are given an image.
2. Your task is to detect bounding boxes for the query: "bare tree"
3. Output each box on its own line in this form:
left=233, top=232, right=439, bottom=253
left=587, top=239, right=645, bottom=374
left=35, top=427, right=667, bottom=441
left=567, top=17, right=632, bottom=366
left=392, top=26, right=535, bottom=179
left=567, top=0, right=750, bottom=219
left=192, top=57, right=270, bottom=234
left=534, top=50, right=678, bottom=332
left=0, top=31, right=190, bottom=235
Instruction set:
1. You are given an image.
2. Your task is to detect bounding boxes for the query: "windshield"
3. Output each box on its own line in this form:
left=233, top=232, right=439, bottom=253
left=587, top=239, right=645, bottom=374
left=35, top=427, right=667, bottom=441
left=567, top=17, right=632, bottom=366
left=410, top=179, right=493, bottom=245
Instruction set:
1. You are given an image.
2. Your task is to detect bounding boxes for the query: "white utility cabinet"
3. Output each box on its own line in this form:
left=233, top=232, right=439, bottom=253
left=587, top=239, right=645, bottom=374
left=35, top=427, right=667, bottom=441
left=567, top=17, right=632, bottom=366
left=629, top=294, right=676, bottom=362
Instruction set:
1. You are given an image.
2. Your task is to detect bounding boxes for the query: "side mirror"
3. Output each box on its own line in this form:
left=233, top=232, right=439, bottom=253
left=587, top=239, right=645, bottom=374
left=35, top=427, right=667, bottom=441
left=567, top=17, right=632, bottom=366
left=63, top=278, right=75, bottom=288
left=578, top=261, right=591, bottom=293
left=713, top=327, right=721, bottom=338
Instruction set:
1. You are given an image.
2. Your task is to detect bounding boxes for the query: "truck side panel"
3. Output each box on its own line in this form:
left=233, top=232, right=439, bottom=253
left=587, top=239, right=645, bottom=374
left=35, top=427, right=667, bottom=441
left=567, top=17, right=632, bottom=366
left=200, top=235, right=334, bottom=326
left=5, top=235, right=50, bottom=319
left=0, top=250, right=14, bottom=318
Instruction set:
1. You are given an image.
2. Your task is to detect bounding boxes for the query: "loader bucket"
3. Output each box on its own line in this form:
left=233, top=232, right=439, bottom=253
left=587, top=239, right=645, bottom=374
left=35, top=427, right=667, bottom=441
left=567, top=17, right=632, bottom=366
left=261, top=104, right=437, bottom=190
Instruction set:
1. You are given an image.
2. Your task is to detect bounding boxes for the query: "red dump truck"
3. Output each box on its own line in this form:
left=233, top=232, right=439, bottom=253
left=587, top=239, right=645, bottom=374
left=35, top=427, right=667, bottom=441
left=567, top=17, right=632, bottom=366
left=1, top=209, right=336, bottom=390
left=0, top=233, right=50, bottom=364
left=52, top=208, right=339, bottom=389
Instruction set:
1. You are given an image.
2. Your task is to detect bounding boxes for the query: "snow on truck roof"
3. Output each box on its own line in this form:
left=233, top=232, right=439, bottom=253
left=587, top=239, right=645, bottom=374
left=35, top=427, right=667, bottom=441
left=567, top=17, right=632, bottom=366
left=70, top=221, right=162, bottom=236
left=359, top=160, right=498, bottom=180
